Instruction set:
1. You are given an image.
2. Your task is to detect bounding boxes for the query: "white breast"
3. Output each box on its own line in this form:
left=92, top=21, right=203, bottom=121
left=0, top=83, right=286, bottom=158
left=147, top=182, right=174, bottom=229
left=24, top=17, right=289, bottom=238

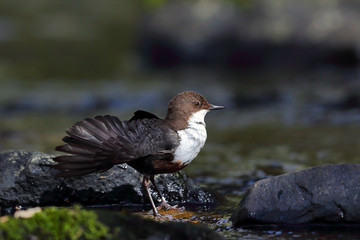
left=174, top=109, right=208, bottom=165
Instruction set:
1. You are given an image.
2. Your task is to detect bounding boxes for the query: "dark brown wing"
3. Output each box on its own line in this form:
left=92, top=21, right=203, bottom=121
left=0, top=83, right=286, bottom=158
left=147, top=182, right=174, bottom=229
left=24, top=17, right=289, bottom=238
left=53, top=114, right=179, bottom=177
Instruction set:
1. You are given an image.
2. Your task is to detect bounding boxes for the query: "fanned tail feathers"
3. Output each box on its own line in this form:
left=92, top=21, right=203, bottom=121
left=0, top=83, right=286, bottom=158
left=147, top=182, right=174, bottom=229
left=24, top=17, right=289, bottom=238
left=53, top=115, right=129, bottom=178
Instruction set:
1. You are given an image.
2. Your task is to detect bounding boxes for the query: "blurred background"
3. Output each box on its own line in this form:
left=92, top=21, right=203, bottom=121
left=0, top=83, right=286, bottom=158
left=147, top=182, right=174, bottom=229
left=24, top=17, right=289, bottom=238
left=1, top=0, right=360, bottom=154
left=2, top=0, right=360, bottom=182
left=1, top=0, right=360, bottom=237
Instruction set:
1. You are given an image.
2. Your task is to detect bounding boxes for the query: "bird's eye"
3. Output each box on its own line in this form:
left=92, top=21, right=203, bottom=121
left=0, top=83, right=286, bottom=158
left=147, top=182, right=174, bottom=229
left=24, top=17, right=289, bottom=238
left=193, top=101, right=201, bottom=107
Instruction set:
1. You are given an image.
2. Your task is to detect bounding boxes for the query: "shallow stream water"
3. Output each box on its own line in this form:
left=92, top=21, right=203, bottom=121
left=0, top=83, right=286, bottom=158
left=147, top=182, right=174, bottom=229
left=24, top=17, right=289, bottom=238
left=1, top=72, right=360, bottom=239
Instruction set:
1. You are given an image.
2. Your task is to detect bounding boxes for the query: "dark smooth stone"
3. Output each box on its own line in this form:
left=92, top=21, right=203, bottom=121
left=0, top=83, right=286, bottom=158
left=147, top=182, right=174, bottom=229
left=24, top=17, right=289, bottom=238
left=0, top=150, right=216, bottom=214
left=231, top=164, right=360, bottom=227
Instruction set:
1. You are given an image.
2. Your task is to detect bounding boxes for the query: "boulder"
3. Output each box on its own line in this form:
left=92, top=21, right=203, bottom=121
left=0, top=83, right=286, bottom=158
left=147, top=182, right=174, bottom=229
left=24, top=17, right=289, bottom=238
left=230, top=164, right=360, bottom=227
left=0, top=150, right=216, bottom=214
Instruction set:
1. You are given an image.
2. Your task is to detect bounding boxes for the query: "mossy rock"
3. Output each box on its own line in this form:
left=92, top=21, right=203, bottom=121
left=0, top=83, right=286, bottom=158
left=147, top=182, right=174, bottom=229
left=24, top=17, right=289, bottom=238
left=0, top=207, right=110, bottom=240
left=0, top=207, right=224, bottom=240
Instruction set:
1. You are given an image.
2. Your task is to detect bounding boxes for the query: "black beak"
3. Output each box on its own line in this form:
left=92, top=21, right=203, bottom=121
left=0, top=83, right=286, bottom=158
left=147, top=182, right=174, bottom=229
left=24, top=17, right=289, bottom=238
left=209, top=104, right=225, bottom=111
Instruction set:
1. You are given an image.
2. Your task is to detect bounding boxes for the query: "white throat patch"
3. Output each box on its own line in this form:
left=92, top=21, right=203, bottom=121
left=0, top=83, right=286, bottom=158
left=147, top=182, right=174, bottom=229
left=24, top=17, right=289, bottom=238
left=173, top=109, right=209, bottom=165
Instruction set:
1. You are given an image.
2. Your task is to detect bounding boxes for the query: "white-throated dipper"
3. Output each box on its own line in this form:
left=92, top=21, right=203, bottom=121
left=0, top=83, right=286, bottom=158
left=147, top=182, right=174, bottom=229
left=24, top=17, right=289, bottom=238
left=53, top=91, right=224, bottom=216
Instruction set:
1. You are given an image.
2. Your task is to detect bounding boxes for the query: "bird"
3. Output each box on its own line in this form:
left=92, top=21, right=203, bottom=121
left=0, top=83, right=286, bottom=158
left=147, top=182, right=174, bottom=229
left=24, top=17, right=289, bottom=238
left=53, top=91, right=224, bottom=216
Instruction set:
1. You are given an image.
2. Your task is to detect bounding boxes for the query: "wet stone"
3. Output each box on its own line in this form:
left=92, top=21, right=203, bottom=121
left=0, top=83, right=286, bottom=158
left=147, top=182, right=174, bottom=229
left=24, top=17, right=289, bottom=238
left=230, top=164, right=360, bottom=226
left=0, top=150, right=216, bottom=214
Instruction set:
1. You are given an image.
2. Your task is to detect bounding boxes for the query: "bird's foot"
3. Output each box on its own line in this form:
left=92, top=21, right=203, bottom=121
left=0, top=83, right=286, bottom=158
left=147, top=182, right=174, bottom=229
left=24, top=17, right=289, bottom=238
left=148, top=209, right=160, bottom=217
left=147, top=202, right=185, bottom=217
left=157, top=201, right=184, bottom=211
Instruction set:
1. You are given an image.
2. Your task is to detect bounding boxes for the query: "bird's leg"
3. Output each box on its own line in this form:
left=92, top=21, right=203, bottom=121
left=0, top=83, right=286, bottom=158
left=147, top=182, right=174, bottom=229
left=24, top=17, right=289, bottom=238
left=150, top=175, right=184, bottom=211
left=142, top=175, right=159, bottom=216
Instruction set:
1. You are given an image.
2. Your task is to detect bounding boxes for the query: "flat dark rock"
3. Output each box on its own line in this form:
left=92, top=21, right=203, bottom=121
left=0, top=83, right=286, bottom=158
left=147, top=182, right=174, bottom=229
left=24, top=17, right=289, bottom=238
left=0, top=150, right=216, bottom=214
left=230, top=164, right=360, bottom=227
left=97, top=210, right=225, bottom=240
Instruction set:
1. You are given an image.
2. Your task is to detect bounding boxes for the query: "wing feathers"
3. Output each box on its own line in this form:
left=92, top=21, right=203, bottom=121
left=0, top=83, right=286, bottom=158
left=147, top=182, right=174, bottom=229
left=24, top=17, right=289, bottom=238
left=54, top=114, right=176, bottom=178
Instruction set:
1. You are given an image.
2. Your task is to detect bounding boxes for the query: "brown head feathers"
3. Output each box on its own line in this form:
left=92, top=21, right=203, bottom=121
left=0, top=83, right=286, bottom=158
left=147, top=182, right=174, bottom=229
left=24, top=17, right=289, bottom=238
left=165, top=91, right=223, bottom=130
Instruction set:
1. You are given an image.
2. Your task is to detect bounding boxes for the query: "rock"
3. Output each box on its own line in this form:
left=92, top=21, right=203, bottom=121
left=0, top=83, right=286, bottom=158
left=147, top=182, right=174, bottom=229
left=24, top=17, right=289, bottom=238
left=230, top=164, right=360, bottom=226
left=0, top=150, right=216, bottom=214
left=97, top=210, right=225, bottom=240
left=0, top=207, right=225, bottom=240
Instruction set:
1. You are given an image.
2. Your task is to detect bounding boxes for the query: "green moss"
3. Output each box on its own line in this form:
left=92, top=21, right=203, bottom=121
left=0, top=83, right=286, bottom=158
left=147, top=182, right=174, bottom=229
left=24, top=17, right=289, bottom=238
left=0, top=207, right=111, bottom=240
